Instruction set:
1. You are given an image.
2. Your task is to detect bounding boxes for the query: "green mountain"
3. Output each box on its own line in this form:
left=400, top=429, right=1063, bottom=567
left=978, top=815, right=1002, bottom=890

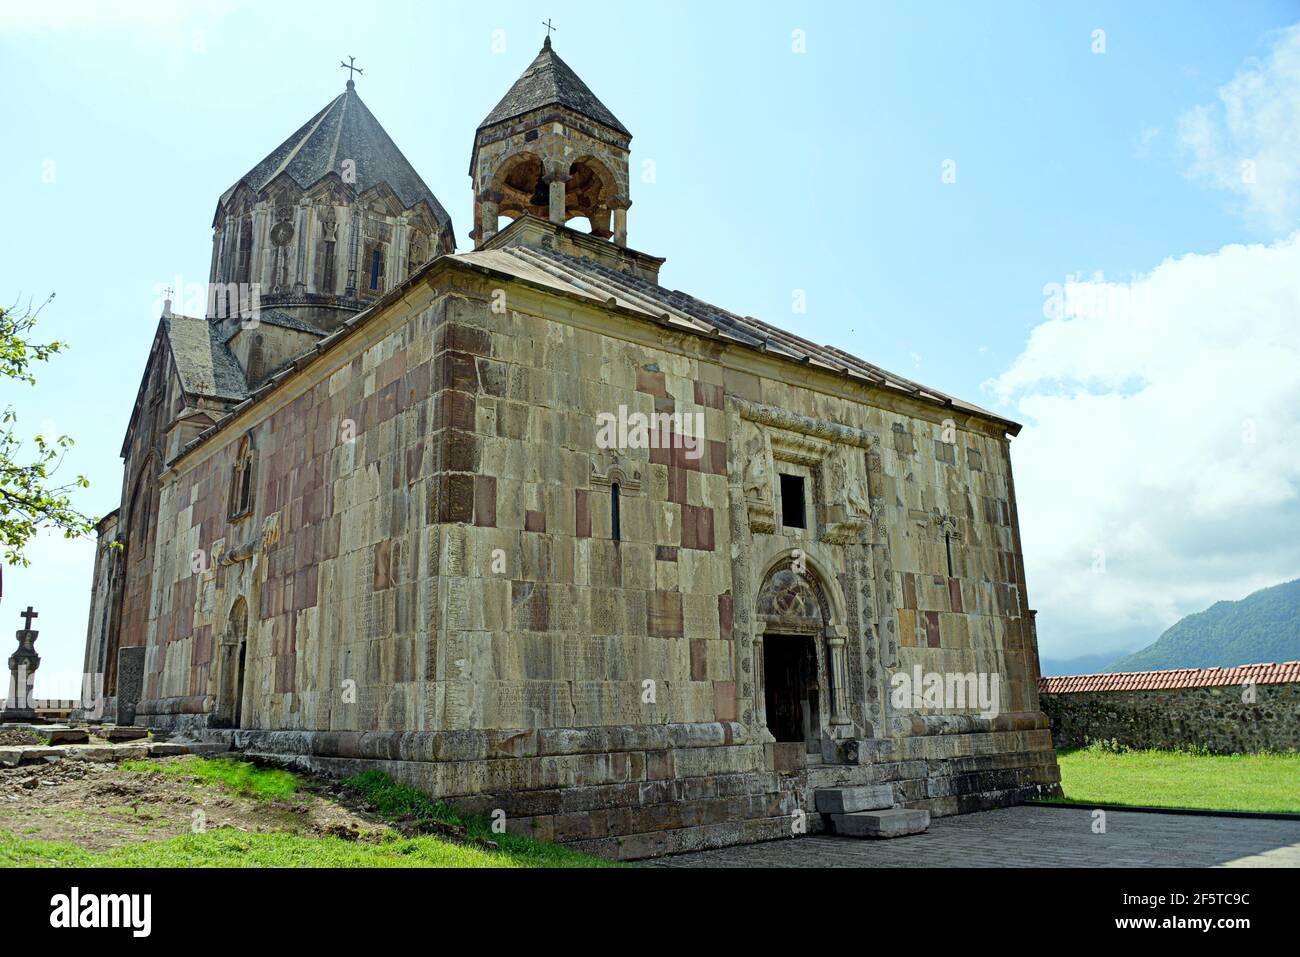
left=1107, top=578, right=1300, bottom=672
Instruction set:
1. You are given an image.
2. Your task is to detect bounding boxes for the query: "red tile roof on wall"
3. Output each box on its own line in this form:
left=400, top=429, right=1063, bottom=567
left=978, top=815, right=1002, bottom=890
left=1038, top=661, right=1300, bottom=694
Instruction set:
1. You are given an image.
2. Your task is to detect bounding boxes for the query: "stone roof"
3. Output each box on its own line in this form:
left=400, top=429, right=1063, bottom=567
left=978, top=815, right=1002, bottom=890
left=223, top=310, right=327, bottom=343
left=164, top=314, right=248, bottom=401
left=479, top=38, right=629, bottom=136
left=218, top=83, right=454, bottom=233
left=1039, top=661, right=1300, bottom=694
left=176, top=223, right=1023, bottom=461
left=454, top=241, right=1017, bottom=430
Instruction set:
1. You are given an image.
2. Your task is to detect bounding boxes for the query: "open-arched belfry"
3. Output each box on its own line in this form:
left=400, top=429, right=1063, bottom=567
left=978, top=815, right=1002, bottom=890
left=83, top=36, right=1059, bottom=860
left=470, top=36, right=631, bottom=246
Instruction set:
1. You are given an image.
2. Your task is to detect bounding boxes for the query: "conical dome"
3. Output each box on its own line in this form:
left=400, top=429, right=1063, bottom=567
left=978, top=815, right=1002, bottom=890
left=478, top=35, right=628, bottom=135
left=209, top=80, right=454, bottom=337
left=218, top=82, right=454, bottom=236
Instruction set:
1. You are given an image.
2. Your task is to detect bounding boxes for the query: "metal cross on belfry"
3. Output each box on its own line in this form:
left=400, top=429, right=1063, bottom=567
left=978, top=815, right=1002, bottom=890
left=340, top=56, right=363, bottom=83
left=20, top=606, right=37, bottom=630
left=542, top=19, right=557, bottom=39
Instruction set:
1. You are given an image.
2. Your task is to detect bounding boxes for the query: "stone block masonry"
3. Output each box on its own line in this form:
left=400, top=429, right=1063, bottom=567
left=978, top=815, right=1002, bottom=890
left=1039, top=663, right=1300, bottom=754
left=99, top=37, right=1061, bottom=860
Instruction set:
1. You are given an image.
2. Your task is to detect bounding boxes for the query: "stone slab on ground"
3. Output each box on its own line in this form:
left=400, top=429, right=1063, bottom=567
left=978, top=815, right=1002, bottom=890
left=831, top=807, right=930, bottom=838
left=180, top=741, right=232, bottom=755
left=0, top=747, right=57, bottom=767
left=47, top=728, right=90, bottom=745
left=0, top=740, right=216, bottom=766
left=815, top=785, right=894, bottom=814
left=147, top=743, right=191, bottom=756
left=100, top=727, right=149, bottom=742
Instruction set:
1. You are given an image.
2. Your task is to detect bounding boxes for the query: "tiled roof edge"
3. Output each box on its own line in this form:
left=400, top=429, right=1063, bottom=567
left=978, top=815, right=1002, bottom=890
left=1039, top=661, right=1300, bottom=693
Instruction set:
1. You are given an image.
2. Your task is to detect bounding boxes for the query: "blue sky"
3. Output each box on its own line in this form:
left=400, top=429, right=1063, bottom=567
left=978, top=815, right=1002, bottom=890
left=4, top=0, right=1300, bottom=685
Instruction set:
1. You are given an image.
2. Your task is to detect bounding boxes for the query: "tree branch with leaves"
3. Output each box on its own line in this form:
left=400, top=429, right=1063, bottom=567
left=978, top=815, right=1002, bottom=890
left=0, top=294, right=98, bottom=566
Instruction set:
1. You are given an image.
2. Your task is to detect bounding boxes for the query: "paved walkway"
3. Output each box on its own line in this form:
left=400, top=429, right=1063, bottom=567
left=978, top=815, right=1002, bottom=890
left=645, top=805, right=1300, bottom=867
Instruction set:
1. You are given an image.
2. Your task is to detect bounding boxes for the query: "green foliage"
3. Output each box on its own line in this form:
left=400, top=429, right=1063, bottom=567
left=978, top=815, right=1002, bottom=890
left=1049, top=747, right=1300, bottom=813
left=342, top=770, right=623, bottom=867
left=0, top=294, right=98, bottom=566
left=1108, top=578, right=1300, bottom=672
left=0, top=827, right=524, bottom=868
left=119, top=756, right=298, bottom=800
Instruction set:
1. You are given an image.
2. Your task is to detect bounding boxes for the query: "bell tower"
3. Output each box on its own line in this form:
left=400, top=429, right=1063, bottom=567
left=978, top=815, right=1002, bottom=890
left=471, top=36, right=632, bottom=248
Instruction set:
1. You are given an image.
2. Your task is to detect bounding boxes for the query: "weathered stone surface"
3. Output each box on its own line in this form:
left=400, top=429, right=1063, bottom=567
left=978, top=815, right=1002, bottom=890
left=85, top=39, right=1059, bottom=860
left=100, top=726, right=149, bottom=742
left=1041, top=683, right=1299, bottom=754
left=831, top=807, right=930, bottom=838
left=147, top=742, right=190, bottom=756
left=46, top=728, right=90, bottom=745
left=815, top=785, right=894, bottom=814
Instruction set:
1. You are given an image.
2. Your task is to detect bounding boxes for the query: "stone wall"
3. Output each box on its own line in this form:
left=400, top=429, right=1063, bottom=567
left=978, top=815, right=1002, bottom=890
left=129, top=249, right=1060, bottom=858
left=137, top=286, right=450, bottom=732
left=1040, top=683, right=1300, bottom=753
left=78, top=510, right=118, bottom=719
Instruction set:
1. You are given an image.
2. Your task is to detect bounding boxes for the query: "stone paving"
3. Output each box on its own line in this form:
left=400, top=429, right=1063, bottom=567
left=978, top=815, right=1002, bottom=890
left=644, top=805, right=1300, bottom=867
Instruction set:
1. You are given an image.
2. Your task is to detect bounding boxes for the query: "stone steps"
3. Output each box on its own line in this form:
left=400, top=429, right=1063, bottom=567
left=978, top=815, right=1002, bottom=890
left=829, top=807, right=930, bottom=839
left=814, top=784, right=894, bottom=814
left=815, top=785, right=930, bottom=839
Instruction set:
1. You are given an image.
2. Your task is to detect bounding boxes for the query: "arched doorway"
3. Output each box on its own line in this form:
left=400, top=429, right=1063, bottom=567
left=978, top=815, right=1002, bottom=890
left=216, top=598, right=248, bottom=728
left=754, top=561, right=852, bottom=764
left=756, top=562, right=832, bottom=760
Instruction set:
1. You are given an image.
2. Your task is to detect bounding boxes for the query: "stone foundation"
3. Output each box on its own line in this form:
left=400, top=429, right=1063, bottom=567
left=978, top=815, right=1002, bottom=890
left=176, top=720, right=1060, bottom=860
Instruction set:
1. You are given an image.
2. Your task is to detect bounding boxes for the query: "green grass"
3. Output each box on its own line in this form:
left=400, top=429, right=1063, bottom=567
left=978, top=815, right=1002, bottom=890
left=341, top=770, right=623, bottom=868
left=119, top=756, right=299, bottom=800
left=1048, top=746, right=1300, bottom=813
left=0, top=828, right=528, bottom=868
left=0, top=757, right=615, bottom=867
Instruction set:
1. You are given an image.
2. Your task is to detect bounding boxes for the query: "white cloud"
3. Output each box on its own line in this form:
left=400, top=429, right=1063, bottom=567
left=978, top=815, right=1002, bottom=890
left=991, top=234, right=1300, bottom=659
left=1178, top=23, right=1300, bottom=232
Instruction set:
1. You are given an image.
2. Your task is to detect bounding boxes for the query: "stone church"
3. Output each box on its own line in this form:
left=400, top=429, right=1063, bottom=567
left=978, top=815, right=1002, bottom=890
left=82, top=38, right=1060, bottom=858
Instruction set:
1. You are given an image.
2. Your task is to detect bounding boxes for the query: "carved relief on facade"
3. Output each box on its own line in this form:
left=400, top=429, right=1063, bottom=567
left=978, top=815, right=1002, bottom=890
left=269, top=205, right=295, bottom=293
left=590, top=448, right=643, bottom=492
left=738, top=421, right=774, bottom=533
left=733, top=399, right=878, bottom=545
left=756, top=566, right=824, bottom=632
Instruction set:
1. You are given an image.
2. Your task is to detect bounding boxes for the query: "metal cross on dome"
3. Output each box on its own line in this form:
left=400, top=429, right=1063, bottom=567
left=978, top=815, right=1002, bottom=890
left=340, top=56, right=363, bottom=84
left=542, top=19, right=557, bottom=39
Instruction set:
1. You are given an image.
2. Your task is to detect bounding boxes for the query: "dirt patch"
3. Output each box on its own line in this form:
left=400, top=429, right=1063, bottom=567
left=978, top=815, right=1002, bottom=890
left=0, top=756, right=388, bottom=852
left=0, top=730, right=45, bottom=746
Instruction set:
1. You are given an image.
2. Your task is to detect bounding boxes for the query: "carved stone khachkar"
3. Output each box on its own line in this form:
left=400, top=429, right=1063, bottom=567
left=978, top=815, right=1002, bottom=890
left=3, top=607, right=41, bottom=722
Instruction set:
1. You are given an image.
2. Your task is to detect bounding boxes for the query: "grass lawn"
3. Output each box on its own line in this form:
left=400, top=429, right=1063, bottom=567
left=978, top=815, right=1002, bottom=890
left=0, top=757, right=617, bottom=868
left=1050, top=747, right=1300, bottom=814
left=0, top=828, right=532, bottom=868
left=118, top=756, right=299, bottom=800
left=342, top=769, right=619, bottom=868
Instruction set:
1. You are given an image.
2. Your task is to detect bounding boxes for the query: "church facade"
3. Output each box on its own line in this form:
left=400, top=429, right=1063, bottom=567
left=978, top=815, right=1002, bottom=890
left=83, top=39, right=1060, bottom=858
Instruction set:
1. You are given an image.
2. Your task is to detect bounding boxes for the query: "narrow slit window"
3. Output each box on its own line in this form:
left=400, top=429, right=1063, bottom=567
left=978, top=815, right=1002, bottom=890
left=239, top=463, right=253, bottom=514
left=611, top=482, right=621, bottom=542
left=228, top=435, right=256, bottom=520
left=779, top=473, right=806, bottom=529
left=368, top=249, right=383, bottom=290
